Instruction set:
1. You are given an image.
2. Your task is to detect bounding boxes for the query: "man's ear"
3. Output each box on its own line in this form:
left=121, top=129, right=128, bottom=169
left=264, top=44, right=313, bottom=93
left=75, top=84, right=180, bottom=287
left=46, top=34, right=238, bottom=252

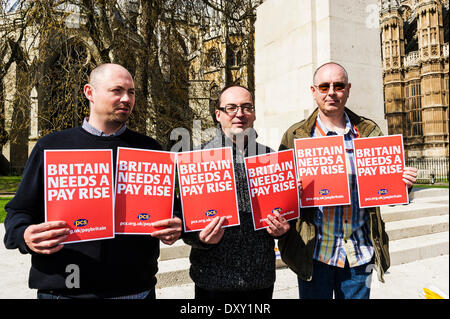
left=83, top=84, right=94, bottom=103
left=215, top=109, right=221, bottom=122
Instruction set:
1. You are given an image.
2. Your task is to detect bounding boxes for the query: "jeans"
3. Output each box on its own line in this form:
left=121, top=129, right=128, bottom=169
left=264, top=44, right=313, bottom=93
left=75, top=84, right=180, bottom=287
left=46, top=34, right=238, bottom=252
left=37, top=287, right=156, bottom=299
left=298, top=259, right=373, bottom=299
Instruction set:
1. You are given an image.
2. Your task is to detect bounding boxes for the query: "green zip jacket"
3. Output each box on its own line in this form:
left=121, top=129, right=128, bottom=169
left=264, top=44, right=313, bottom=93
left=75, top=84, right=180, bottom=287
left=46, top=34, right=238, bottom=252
left=278, top=107, right=389, bottom=283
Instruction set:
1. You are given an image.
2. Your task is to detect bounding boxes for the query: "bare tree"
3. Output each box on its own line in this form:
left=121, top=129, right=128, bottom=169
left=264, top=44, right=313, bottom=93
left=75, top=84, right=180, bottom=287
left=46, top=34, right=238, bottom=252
left=0, top=0, right=263, bottom=160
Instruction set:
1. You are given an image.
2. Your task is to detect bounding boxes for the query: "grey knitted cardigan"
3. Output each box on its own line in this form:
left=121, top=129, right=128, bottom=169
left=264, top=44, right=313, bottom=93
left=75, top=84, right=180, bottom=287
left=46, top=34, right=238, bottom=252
left=182, top=126, right=277, bottom=291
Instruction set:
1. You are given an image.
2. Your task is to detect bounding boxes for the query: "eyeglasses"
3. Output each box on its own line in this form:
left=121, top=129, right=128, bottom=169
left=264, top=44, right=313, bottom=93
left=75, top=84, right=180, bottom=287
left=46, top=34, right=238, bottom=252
left=313, top=82, right=347, bottom=94
left=218, top=104, right=255, bottom=115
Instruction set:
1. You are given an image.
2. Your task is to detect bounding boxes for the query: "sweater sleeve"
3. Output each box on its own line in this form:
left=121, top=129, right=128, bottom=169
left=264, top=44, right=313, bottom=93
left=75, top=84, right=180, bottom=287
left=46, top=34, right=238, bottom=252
left=3, top=143, right=45, bottom=255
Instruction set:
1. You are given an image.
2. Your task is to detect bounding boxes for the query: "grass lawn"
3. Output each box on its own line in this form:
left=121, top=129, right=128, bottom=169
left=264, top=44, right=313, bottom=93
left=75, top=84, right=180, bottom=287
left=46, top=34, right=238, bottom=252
left=0, top=197, right=12, bottom=223
left=0, top=176, right=20, bottom=223
left=0, top=176, right=22, bottom=193
left=413, top=183, right=449, bottom=189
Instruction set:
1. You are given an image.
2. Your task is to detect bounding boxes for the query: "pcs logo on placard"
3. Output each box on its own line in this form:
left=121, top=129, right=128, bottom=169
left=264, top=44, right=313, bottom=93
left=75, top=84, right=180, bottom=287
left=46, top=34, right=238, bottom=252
left=319, top=189, right=330, bottom=195
left=272, top=207, right=282, bottom=214
left=205, top=209, right=217, bottom=217
left=377, top=189, right=389, bottom=196
left=74, top=218, right=88, bottom=227
left=137, top=213, right=151, bottom=221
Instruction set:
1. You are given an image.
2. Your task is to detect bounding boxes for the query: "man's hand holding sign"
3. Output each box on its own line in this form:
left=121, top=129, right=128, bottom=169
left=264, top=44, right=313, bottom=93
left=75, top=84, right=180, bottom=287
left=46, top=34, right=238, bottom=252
left=198, top=216, right=227, bottom=244
left=24, top=221, right=70, bottom=255
left=151, top=217, right=183, bottom=245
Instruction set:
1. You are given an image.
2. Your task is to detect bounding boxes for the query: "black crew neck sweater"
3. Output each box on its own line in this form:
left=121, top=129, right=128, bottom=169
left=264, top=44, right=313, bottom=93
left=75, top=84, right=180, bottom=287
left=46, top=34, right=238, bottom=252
left=4, top=126, right=165, bottom=297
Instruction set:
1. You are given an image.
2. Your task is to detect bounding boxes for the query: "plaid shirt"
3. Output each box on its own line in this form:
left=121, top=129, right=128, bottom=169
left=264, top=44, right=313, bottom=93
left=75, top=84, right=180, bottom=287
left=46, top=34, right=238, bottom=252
left=312, top=113, right=374, bottom=268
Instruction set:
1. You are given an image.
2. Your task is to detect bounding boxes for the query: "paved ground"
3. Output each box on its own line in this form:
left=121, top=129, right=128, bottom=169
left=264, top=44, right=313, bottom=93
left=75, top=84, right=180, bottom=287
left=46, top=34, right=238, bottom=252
left=154, top=255, right=449, bottom=299
left=0, top=225, right=448, bottom=299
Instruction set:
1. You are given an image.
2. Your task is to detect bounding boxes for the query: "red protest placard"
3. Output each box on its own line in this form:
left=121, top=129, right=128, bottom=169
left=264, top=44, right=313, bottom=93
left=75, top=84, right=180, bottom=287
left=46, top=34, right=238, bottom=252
left=114, top=147, right=176, bottom=234
left=353, top=134, right=408, bottom=208
left=44, top=149, right=115, bottom=243
left=177, top=147, right=239, bottom=232
left=294, top=136, right=350, bottom=207
left=244, top=149, right=299, bottom=231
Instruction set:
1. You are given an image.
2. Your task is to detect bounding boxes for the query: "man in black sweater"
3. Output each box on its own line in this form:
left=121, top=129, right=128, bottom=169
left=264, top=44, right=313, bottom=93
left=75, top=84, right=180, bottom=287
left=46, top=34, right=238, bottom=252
left=182, top=85, right=291, bottom=300
left=3, top=63, right=182, bottom=299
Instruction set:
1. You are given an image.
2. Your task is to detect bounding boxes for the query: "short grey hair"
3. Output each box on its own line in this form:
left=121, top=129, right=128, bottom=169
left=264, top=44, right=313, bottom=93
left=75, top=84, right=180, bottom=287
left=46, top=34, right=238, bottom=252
left=313, top=62, right=349, bottom=85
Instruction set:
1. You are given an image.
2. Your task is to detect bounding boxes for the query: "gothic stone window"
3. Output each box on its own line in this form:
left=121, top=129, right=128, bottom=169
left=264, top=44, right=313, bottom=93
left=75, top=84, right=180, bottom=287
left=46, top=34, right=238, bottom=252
left=406, top=80, right=423, bottom=137
left=206, top=48, right=221, bottom=69
left=443, top=4, right=449, bottom=43
left=404, top=17, right=418, bottom=55
left=227, top=44, right=242, bottom=67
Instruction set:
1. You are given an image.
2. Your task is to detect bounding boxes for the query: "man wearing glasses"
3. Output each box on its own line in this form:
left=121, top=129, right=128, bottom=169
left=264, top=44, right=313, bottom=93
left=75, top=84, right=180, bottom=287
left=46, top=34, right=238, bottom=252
left=182, top=85, right=290, bottom=299
left=278, top=62, right=417, bottom=299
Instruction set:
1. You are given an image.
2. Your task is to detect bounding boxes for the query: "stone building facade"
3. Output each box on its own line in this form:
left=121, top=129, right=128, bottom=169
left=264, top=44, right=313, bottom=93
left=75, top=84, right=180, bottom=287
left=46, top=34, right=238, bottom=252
left=0, top=1, right=257, bottom=173
left=380, top=0, right=449, bottom=158
left=3, top=0, right=448, bottom=175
